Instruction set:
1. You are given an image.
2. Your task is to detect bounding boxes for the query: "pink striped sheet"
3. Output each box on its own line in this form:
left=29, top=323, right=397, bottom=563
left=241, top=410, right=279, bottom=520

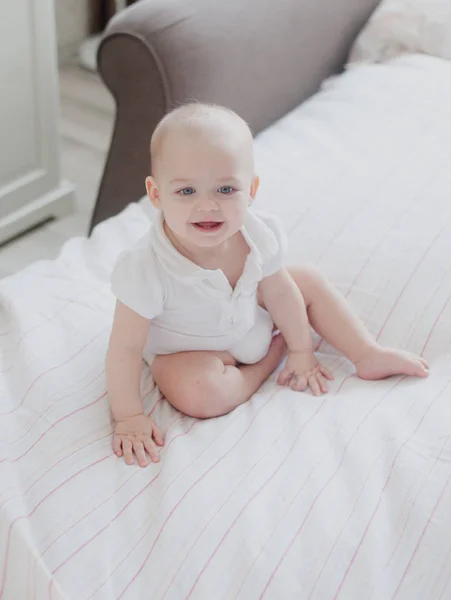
left=185, top=399, right=328, bottom=599
left=117, top=389, right=284, bottom=599
left=47, top=415, right=195, bottom=598
left=2, top=54, right=451, bottom=600
left=308, top=385, right=419, bottom=599
left=0, top=329, right=106, bottom=416
left=383, top=428, right=451, bottom=572
left=258, top=377, right=405, bottom=599
left=391, top=465, right=451, bottom=599
left=375, top=215, right=451, bottom=342
left=332, top=377, right=451, bottom=599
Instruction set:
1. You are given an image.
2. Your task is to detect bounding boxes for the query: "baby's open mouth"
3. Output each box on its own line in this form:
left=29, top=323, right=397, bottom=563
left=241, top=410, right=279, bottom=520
left=192, top=221, right=224, bottom=231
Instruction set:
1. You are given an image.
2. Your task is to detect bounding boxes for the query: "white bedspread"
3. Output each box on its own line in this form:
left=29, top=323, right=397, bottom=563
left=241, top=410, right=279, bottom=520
left=1, top=54, right=451, bottom=600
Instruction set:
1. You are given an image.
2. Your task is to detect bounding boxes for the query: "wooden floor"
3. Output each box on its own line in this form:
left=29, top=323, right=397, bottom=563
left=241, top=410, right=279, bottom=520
left=0, top=65, right=115, bottom=278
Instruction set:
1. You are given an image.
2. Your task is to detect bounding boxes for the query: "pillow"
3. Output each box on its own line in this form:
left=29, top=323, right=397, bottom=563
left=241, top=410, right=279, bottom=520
left=348, top=0, right=451, bottom=66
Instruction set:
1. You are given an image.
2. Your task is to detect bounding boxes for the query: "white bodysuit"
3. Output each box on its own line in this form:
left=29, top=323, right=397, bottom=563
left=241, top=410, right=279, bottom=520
left=111, top=209, right=287, bottom=365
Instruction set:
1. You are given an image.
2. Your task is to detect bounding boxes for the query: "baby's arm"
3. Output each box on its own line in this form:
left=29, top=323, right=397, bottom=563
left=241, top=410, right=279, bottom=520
left=106, top=301, right=164, bottom=466
left=259, top=268, right=333, bottom=395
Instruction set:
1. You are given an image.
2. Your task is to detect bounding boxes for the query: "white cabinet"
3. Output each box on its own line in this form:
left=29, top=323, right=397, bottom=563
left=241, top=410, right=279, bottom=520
left=0, top=0, right=74, bottom=244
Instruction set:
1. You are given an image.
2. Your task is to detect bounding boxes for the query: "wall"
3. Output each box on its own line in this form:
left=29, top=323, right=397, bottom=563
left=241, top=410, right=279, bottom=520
left=54, top=0, right=89, bottom=64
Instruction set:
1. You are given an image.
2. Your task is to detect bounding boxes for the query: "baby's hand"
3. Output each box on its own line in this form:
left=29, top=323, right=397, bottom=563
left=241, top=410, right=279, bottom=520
left=277, top=350, right=334, bottom=396
left=113, top=414, right=164, bottom=467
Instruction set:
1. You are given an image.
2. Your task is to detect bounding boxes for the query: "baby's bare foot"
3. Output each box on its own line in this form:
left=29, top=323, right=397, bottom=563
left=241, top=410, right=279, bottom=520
left=355, top=346, right=429, bottom=381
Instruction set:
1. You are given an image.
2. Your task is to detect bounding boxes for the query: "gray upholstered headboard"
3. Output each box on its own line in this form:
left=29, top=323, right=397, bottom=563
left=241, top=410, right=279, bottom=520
left=90, top=0, right=381, bottom=232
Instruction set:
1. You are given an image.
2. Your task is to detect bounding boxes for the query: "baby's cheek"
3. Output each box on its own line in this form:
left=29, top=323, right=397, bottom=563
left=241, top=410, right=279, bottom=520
left=227, top=198, right=249, bottom=222
left=164, top=204, right=190, bottom=229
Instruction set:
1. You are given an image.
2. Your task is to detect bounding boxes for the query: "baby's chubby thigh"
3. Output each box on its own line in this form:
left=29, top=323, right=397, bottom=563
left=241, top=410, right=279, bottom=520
left=150, top=310, right=274, bottom=419
left=151, top=349, right=238, bottom=419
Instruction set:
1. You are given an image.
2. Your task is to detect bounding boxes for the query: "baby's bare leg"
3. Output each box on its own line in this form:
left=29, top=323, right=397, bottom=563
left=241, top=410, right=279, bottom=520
left=151, top=335, right=286, bottom=419
left=285, top=265, right=429, bottom=380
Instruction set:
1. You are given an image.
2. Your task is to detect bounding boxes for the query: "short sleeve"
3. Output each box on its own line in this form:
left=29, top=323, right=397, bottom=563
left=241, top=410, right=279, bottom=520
left=258, top=213, right=289, bottom=278
left=111, top=244, right=165, bottom=320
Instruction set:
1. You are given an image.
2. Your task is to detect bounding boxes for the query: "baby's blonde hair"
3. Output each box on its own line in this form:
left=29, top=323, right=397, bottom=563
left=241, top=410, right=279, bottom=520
left=150, top=103, right=253, bottom=172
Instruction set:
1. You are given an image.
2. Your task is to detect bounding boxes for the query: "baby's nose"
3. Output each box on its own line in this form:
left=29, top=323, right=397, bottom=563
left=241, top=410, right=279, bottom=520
left=195, top=195, right=219, bottom=211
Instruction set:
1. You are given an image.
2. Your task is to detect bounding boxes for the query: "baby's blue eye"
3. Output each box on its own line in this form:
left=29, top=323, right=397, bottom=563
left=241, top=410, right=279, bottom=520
left=180, top=187, right=195, bottom=195
left=218, top=186, right=234, bottom=194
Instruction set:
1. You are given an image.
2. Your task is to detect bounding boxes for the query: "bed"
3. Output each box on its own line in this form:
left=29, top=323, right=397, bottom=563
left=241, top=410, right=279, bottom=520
left=1, top=49, right=451, bottom=599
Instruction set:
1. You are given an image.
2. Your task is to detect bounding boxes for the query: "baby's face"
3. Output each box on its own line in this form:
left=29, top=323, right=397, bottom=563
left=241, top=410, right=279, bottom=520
left=147, top=128, right=257, bottom=249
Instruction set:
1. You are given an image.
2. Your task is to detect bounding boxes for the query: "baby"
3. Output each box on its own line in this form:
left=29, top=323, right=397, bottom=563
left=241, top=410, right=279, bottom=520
left=106, top=103, right=429, bottom=468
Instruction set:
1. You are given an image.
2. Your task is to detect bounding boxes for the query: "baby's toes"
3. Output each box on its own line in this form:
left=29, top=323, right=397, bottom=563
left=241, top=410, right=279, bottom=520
left=407, top=356, right=429, bottom=377
left=416, top=358, right=429, bottom=377
left=419, top=357, right=429, bottom=370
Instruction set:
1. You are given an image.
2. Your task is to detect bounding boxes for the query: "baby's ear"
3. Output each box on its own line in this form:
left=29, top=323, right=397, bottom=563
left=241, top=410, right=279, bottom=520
left=249, top=175, right=260, bottom=204
left=146, top=176, right=161, bottom=208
